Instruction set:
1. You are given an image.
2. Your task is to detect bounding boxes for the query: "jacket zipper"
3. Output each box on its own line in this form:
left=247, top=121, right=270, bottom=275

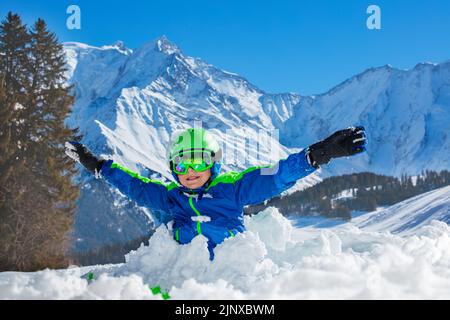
left=188, top=196, right=202, bottom=235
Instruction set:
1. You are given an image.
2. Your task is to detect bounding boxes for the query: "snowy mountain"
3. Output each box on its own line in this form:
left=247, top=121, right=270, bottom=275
left=281, top=62, right=450, bottom=177
left=1, top=185, right=450, bottom=299
left=62, top=36, right=450, bottom=252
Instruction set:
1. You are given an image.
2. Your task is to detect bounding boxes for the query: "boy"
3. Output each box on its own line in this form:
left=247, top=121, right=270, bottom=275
left=65, top=126, right=366, bottom=258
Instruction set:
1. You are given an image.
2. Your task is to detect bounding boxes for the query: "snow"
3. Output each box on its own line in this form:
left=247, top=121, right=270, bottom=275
left=1, top=185, right=450, bottom=299
left=0, top=269, right=154, bottom=300
left=331, top=188, right=356, bottom=201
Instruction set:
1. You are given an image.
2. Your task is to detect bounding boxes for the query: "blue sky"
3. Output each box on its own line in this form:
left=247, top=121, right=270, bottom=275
left=1, top=0, right=449, bottom=95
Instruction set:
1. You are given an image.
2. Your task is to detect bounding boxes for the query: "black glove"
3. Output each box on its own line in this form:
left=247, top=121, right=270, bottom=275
left=65, top=141, right=105, bottom=174
left=307, top=126, right=367, bottom=168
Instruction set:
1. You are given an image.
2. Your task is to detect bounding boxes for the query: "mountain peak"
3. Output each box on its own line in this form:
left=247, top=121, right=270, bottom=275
left=153, top=35, right=180, bottom=54
left=109, top=40, right=132, bottom=55
left=112, top=40, right=126, bottom=50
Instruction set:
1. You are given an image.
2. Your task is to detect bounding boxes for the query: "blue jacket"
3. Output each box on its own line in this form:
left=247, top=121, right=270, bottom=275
left=100, top=149, right=316, bottom=258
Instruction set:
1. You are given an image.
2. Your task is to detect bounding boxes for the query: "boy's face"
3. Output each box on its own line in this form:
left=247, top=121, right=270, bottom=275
left=177, top=167, right=211, bottom=189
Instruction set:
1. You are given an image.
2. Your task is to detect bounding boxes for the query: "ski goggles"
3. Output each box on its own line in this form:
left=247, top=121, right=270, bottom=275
left=171, top=152, right=214, bottom=175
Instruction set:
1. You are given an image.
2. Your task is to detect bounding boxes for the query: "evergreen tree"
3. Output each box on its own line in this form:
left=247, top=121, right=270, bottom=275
left=0, top=14, right=79, bottom=271
left=0, top=12, right=31, bottom=270
left=0, top=12, right=30, bottom=185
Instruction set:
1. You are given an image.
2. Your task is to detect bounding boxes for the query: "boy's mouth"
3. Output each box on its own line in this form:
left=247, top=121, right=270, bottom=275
left=186, top=176, right=201, bottom=181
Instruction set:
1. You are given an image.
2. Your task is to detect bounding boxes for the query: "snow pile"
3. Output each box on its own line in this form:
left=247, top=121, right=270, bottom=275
left=0, top=268, right=154, bottom=300
left=1, top=204, right=450, bottom=299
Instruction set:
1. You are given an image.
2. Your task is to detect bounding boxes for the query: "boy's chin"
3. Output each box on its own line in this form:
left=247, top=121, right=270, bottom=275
left=183, top=182, right=205, bottom=189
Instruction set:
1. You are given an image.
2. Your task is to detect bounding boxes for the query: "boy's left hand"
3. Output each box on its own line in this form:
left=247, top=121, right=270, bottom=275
left=307, top=126, right=367, bottom=168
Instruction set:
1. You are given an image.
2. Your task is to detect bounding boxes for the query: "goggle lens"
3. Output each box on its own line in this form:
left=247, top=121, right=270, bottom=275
left=172, top=153, right=213, bottom=174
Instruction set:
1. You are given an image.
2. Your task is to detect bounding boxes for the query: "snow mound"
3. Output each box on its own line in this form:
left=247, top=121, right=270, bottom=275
left=1, top=206, right=450, bottom=299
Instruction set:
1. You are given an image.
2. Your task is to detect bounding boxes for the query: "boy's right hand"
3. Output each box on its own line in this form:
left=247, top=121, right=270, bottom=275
left=65, top=141, right=105, bottom=174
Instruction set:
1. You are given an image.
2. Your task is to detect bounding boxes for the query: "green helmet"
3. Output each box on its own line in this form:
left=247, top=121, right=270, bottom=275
left=168, top=128, right=222, bottom=163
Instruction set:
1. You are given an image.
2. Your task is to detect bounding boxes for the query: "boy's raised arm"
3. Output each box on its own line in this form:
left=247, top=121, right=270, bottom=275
left=234, top=149, right=316, bottom=206
left=65, top=142, right=172, bottom=221
left=234, top=126, right=367, bottom=206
